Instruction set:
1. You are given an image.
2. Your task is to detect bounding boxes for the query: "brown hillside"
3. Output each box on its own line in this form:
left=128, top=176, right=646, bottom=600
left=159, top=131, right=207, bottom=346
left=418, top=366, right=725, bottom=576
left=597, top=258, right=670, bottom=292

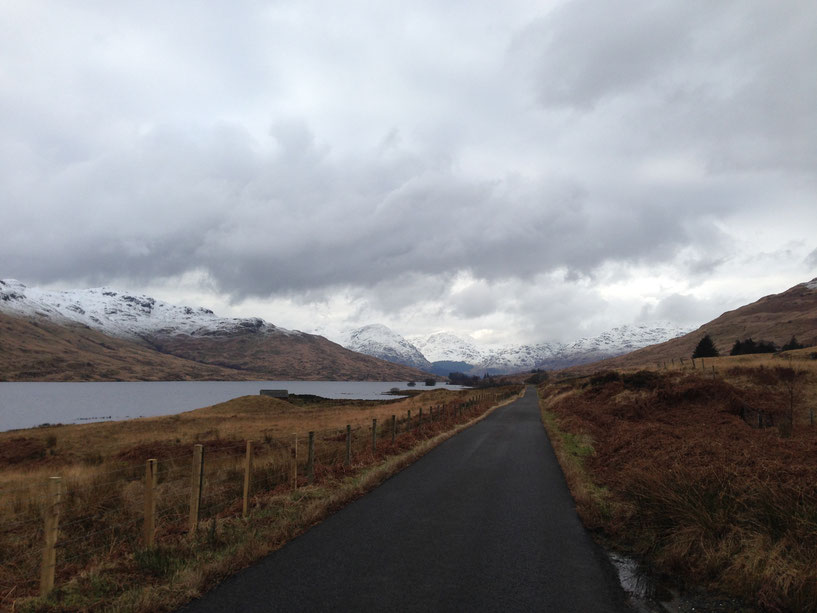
left=148, top=330, right=432, bottom=381
left=0, top=311, right=431, bottom=382
left=0, top=312, right=259, bottom=381
left=567, top=279, right=817, bottom=373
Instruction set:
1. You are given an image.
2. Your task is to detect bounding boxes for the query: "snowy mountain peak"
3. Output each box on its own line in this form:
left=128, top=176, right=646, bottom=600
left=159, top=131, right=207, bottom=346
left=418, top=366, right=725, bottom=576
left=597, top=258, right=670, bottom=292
left=408, top=332, right=486, bottom=364
left=343, top=324, right=431, bottom=370
left=0, top=279, right=297, bottom=340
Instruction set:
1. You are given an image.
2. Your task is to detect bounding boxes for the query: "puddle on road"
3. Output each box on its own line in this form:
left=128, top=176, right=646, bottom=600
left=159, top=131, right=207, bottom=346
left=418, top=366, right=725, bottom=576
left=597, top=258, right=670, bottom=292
left=607, top=551, right=672, bottom=613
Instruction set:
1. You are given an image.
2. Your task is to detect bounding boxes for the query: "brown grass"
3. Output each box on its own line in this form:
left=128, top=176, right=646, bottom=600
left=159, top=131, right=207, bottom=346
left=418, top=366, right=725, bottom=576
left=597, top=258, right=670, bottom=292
left=0, top=386, right=522, bottom=612
left=538, top=366, right=817, bottom=612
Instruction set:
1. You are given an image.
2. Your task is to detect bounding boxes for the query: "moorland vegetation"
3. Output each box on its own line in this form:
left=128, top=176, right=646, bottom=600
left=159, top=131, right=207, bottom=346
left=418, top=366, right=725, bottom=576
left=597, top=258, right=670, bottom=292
left=538, top=349, right=817, bottom=611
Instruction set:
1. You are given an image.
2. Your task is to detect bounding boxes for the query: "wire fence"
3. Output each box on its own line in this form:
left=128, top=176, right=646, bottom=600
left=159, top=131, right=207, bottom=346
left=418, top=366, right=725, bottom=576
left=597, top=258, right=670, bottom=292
left=0, top=387, right=521, bottom=603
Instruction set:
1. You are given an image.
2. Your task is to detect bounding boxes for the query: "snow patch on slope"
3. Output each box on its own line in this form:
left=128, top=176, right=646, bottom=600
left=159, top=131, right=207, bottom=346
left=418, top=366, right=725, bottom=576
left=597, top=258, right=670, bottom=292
left=410, top=323, right=691, bottom=373
left=0, top=279, right=297, bottom=340
left=408, top=332, right=486, bottom=364
left=806, top=278, right=817, bottom=290
left=343, top=324, right=431, bottom=370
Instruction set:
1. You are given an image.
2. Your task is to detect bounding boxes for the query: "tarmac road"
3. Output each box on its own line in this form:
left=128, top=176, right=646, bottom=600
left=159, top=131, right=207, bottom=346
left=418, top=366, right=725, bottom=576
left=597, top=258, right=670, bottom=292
left=179, top=386, right=631, bottom=612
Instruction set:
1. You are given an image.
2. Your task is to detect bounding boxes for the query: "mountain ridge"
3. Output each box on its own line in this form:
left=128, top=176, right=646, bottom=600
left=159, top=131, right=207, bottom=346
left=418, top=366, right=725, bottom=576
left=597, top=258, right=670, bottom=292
left=344, top=322, right=691, bottom=374
left=0, top=280, right=432, bottom=382
left=564, top=278, right=817, bottom=373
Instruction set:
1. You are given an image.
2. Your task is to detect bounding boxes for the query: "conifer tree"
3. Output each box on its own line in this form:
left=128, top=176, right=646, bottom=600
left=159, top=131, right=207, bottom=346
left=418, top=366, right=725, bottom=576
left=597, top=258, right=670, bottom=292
left=692, top=334, right=719, bottom=359
left=781, top=336, right=804, bottom=351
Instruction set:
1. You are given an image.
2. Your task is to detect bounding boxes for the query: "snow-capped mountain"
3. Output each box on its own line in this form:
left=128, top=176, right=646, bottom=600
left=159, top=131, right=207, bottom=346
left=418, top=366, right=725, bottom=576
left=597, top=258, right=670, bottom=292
left=564, top=323, right=690, bottom=358
left=0, top=279, right=298, bottom=340
left=349, top=323, right=691, bottom=374
left=408, top=332, right=486, bottom=364
left=343, top=324, right=431, bottom=370
left=478, top=342, right=559, bottom=372
left=0, top=279, right=433, bottom=382
left=537, top=323, right=691, bottom=369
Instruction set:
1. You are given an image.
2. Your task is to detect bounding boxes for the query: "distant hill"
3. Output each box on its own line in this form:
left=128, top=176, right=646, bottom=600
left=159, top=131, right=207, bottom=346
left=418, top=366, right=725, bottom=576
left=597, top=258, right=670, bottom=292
left=567, top=278, right=817, bottom=373
left=0, top=280, right=431, bottom=382
left=426, top=360, right=476, bottom=377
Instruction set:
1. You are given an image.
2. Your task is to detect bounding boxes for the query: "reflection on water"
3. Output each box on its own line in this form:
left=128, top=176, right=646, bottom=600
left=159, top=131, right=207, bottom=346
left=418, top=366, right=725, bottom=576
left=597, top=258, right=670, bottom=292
left=609, top=551, right=655, bottom=599
left=0, top=380, right=465, bottom=432
left=607, top=551, right=672, bottom=613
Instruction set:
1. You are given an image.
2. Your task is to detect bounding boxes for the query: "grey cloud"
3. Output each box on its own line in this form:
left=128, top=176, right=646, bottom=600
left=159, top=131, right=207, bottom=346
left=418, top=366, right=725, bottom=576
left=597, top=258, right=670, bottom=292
left=806, top=248, right=817, bottom=269
left=450, top=283, right=499, bottom=319
left=2, top=1, right=815, bottom=344
left=516, top=1, right=817, bottom=176
left=514, top=0, right=695, bottom=109
left=639, top=293, right=732, bottom=328
left=1, top=119, right=736, bottom=301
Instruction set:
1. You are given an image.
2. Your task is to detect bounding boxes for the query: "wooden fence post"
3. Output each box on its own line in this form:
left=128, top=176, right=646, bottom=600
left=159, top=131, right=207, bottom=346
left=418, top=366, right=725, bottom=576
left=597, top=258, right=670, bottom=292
left=419, top=408, right=423, bottom=427
left=345, top=425, right=351, bottom=467
left=407, top=410, right=411, bottom=431
left=307, top=431, right=315, bottom=483
left=189, top=444, right=204, bottom=534
left=242, top=441, right=253, bottom=519
left=391, top=415, right=396, bottom=442
left=372, top=419, right=377, bottom=453
left=144, top=459, right=158, bottom=548
left=291, top=434, right=298, bottom=490
left=39, top=476, right=62, bottom=597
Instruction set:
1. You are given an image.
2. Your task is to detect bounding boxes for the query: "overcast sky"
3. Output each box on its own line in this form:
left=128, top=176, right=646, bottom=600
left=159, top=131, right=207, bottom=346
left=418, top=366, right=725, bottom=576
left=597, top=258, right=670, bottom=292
left=2, top=0, right=815, bottom=346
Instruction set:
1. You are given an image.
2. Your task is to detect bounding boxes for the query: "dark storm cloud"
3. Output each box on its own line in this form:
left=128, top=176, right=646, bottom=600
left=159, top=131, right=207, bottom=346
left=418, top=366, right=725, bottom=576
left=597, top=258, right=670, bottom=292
left=1, top=121, right=722, bottom=300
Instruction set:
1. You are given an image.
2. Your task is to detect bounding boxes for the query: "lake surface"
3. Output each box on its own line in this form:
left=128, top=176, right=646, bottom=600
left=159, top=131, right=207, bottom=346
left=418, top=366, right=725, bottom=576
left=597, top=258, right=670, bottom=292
left=0, top=381, right=465, bottom=432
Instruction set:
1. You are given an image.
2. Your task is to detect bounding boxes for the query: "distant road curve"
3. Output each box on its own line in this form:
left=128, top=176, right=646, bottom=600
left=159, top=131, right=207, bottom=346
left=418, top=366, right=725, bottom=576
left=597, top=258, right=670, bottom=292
left=179, top=386, right=631, bottom=612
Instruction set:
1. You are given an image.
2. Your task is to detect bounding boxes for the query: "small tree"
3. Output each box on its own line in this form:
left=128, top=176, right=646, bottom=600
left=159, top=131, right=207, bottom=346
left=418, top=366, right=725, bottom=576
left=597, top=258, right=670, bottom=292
left=730, top=339, right=746, bottom=356
left=692, top=334, right=719, bottom=359
left=730, top=338, right=777, bottom=355
left=781, top=336, right=804, bottom=351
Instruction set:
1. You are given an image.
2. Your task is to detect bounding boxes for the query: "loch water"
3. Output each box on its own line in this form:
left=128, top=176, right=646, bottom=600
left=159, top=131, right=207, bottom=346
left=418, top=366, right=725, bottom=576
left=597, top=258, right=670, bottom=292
left=0, top=381, right=464, bottom=432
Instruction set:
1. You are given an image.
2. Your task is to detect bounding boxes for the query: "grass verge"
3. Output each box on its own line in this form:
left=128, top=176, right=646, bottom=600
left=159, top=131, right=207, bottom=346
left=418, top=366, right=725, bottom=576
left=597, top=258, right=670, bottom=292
left=537, top=389, right=613, bottom=533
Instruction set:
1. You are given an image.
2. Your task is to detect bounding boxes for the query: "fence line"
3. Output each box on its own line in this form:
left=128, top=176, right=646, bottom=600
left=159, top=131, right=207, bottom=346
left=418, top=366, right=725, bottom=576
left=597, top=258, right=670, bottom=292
left=0, top=387, right=520, bottom=600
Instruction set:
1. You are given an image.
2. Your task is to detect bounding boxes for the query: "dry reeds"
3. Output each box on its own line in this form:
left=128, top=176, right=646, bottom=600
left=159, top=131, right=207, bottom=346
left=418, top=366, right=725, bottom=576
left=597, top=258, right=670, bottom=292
left=539, top=367, right=817, bottom=611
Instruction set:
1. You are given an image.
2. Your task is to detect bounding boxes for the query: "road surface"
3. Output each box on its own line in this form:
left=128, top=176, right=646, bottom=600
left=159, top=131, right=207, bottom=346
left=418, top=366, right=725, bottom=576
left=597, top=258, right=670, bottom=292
left=179, top=386, right=631, bottom=612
